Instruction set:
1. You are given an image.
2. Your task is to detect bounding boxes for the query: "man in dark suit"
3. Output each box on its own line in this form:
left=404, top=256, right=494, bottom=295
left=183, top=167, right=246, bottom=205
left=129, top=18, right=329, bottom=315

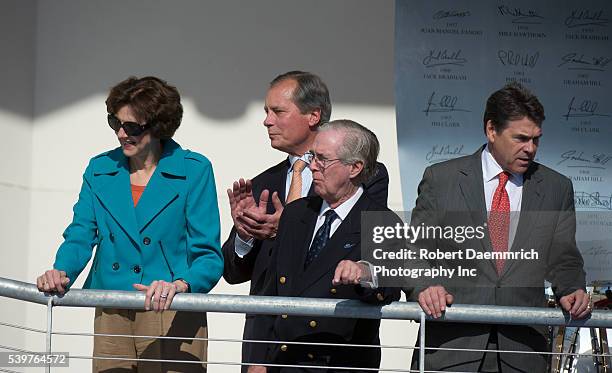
left=222, top=71, right=389, bottom=369
left=248, top=119, right=400, bottom=373
left=408, top=82, right=591, bottom=372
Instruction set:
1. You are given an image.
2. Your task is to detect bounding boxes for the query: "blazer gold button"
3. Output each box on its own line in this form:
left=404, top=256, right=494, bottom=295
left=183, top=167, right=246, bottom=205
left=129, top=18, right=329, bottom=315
left=330, top=288, right=337, bottom=294
left=280, top=344, right=288, bottom=352
left=112, top=262, right=119, bottom=271
left=143, top=237, right=151, bottom=245
left=133, top=265, right=141, bottom=274
left=376, top=293, right=384, bottom=301
left=307, top=353, right=315, bottom=359
left=309, top=320, right=317, bottom=328
left=281, top=314, right=288, bottom=319
left=279, top=276, right=286, bottom=284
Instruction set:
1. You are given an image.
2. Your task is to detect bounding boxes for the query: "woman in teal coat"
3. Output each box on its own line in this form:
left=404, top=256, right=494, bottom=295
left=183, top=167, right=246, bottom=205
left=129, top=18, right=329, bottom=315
left=36, top=76, right=222, bottom=372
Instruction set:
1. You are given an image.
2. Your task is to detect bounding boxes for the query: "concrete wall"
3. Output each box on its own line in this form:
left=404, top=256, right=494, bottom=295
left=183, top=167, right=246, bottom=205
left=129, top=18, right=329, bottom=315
left=0, top=0, right=36, bottom=355
left=0, top=1, right=416, bottom=371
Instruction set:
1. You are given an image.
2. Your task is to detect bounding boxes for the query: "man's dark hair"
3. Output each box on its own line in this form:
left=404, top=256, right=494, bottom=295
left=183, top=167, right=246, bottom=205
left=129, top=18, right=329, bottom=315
left=483, top=82, right=545, bottom=133
left=106, top=76, right=183, bottom=140
left=270, top=71, right=331, bottom=126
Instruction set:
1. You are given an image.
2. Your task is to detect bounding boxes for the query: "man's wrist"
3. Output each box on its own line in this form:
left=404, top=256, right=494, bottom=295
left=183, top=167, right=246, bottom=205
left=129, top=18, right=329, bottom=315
left=357, top=260, right=378, bottom=289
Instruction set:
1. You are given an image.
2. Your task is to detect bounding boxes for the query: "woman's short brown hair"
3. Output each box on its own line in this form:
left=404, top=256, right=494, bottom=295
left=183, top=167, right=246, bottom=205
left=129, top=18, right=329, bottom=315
left=106, top=76, right=183, bottom=139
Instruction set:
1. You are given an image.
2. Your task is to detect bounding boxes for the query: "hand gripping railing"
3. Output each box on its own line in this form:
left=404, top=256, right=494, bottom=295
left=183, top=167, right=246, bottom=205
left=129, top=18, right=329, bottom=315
left=1, top=276, right=611, bottom=372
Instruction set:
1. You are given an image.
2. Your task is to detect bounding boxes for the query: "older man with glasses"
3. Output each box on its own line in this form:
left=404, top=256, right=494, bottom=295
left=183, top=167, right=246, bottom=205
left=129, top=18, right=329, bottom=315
left=247, top=119, right=401, bottom=373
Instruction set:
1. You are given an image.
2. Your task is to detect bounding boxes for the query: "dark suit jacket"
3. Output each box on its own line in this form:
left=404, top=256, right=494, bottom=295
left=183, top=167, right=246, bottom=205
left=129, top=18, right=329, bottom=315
left=253, top=192, right=400, bottom=371
left=221, top=158, right=389, bottom=368
left=407, top=147, right=586, bottom=372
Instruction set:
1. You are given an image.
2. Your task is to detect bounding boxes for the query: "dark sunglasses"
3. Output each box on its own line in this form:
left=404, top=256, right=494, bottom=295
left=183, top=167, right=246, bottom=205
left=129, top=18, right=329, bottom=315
left=107, top=113, right=152, bottom=137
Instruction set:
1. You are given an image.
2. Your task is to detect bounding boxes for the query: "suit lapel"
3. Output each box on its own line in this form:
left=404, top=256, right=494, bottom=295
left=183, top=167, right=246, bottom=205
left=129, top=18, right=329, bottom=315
left=458, top=150, right=491, bottom=253
left=284, top=198, right=320, bottom=290
left=276, top=159, right=290, bottom=205
left=295, top=194, right=368, bottom=296
left=260, top=159, right=289, bottom=212
left=457, top=149, right=504, bottom=277
left=502, top=164, right=544, bottom=276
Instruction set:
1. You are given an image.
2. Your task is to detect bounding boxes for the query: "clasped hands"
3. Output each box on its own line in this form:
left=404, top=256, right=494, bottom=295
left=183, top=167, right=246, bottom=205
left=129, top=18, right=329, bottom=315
left=228, top=178, right=283, bottom=241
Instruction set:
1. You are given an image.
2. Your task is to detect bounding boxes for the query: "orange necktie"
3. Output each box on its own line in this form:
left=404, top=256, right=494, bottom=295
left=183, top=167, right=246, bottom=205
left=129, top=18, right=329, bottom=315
left=286, top=159, right=307, bottom=203
left=489, top=171, right=510, bottom=274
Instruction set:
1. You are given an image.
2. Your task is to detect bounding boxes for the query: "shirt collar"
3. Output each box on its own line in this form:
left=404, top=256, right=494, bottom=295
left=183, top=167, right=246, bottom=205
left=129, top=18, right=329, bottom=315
left=319, top=186, right=364, bottom=221
left=288, top=154, right=311, bottom=172
left=482, top=144, right=522, bottom=185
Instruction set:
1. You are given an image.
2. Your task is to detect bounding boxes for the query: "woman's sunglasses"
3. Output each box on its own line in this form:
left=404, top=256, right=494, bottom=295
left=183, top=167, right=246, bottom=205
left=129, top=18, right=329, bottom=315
left=107, top=114, right=152, bottom=137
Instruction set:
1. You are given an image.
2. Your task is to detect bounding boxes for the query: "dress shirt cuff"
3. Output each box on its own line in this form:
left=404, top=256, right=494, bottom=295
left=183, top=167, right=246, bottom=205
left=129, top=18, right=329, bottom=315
left=358, top=260, right=379, bottom=289
left=234, top=235, right=254, bottom=258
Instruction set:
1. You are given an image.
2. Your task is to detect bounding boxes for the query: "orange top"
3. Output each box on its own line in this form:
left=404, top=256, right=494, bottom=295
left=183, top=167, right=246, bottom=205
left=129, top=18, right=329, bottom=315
left=131, top=184, right=146, bottom=206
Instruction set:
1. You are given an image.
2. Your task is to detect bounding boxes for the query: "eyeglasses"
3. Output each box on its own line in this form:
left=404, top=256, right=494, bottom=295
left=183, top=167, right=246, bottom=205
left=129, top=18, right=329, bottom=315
left=107, top=113, right=152, bottom=137
left=305, top=151, right=343, bottom=170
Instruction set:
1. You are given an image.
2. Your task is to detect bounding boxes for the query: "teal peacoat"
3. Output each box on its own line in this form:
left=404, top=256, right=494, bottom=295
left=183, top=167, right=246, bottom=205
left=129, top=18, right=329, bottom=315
left=53, top=139, right=223, bottom=294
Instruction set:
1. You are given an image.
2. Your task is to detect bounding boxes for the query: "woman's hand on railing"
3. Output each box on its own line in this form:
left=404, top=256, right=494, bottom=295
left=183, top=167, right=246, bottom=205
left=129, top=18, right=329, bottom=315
left=133, top=279, right=188, bottom=312
left=36, top=270, right=70, bottom=294
left=247, top=365, right=267, bottom=373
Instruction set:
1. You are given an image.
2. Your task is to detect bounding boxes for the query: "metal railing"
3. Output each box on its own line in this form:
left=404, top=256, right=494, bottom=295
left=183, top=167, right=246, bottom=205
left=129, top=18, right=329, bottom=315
left=0, top=276, right=611, bottom=372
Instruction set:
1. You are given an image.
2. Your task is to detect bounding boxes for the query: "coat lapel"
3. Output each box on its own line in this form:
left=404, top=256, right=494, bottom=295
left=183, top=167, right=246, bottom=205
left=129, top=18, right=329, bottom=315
left=91, top=150, right=140, bottom=244
left=134, top=141, right=184, bottom=231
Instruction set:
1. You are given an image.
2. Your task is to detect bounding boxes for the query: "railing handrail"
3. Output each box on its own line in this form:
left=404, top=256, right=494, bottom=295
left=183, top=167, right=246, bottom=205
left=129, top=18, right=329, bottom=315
left=0, top=277, right=610, bottom=327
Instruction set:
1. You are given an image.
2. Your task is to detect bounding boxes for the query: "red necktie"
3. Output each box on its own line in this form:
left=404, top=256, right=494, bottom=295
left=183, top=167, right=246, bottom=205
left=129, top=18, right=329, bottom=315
left=489, top=171, right=510, bottom=274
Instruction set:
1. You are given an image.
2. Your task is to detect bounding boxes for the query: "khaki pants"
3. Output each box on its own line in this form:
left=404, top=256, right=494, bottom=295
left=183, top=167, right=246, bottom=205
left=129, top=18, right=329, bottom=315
left=93, top=308, right=207, bottom=373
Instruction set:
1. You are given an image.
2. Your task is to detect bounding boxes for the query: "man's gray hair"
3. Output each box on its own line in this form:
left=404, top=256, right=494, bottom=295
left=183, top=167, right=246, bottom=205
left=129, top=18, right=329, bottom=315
left=318, top=119, right=379, bottom=184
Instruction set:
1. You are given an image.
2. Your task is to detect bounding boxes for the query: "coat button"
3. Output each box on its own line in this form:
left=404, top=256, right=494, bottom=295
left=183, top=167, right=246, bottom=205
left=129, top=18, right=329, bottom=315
left=279, top=276, right=286, bottom=284
left=281, top=314, right=288, bottom=319
left=280, top=344, right=288, bottom=352
left=330, top=288, right=337, bottom=294
left=143, top=237, right=151, bottom=245
left=112, top=262, right=119, bottom=271
left=309, top=320, right=317, bottom=328
left=109, top=233, right=115, bottom=242
left=133, top=265, right=141, bottom=274
left=307, top=353, right=315, bottom=360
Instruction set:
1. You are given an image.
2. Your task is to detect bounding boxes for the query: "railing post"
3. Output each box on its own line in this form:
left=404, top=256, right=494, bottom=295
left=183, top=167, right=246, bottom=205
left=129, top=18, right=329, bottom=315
left=46, top=296, right=53, bottom=373
left=419, top=311, right=426, bottom=373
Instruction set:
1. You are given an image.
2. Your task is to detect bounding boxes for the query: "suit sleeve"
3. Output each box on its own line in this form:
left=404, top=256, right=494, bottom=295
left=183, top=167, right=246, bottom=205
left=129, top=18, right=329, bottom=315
left=53, top=162, right=99, bottom=286
left=364, top=162, right=389, bottom=207
left=176, top=157, right=223, bottom=294
left=547, top=179, right=586, bottom=298
left=222, top=228, right=261, bottom=284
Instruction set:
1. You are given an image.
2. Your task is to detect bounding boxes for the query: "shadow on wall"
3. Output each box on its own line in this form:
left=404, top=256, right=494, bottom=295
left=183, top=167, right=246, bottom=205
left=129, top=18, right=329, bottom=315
left=1, top=0, right=394, bottom=121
